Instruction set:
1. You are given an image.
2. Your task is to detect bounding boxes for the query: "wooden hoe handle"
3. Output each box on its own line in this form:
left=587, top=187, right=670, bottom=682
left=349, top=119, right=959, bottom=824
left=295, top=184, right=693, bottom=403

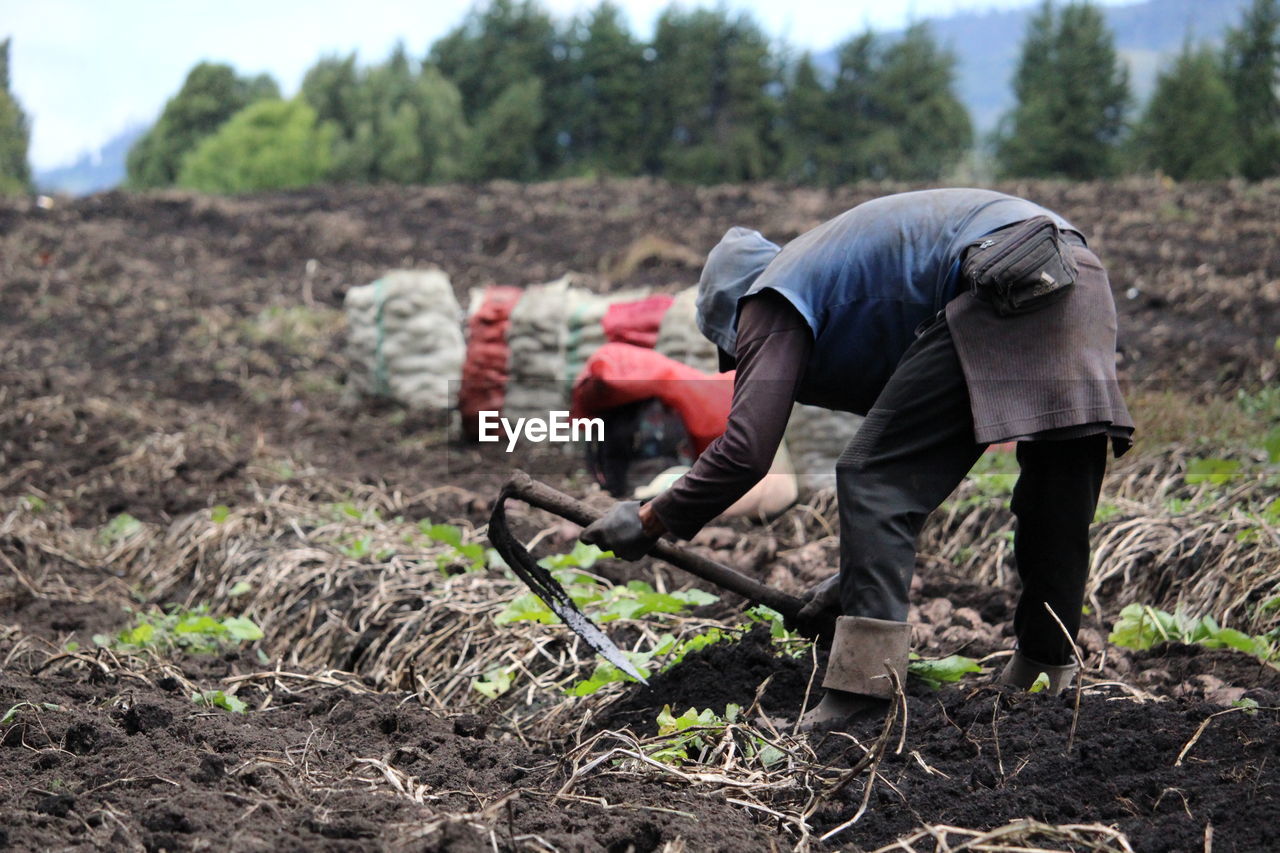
left=500, top=471, right=806, bottom=620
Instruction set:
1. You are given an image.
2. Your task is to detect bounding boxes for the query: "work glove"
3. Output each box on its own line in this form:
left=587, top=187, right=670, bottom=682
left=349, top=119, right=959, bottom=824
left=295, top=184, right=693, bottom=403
left=787, top=573, right=841, bottom=641
left=579, top=501, right=658, bottom=561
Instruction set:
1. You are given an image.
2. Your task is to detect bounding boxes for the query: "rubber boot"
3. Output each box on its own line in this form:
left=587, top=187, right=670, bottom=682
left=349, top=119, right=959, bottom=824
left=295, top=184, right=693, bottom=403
left=798, top=616, right=910, bottom=732
left=998, top=650, right=1078, bottom=694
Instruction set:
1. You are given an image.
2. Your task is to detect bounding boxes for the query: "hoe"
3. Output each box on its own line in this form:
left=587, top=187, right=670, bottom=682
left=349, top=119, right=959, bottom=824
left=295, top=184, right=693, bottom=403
left=489, top=471, right=816, bottom=682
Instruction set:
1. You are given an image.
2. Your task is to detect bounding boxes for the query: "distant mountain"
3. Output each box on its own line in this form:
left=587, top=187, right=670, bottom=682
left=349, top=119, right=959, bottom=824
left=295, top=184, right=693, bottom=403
left=830, top=0, right=1254, bottom=135
left=35, top=125, right=145, bottom=196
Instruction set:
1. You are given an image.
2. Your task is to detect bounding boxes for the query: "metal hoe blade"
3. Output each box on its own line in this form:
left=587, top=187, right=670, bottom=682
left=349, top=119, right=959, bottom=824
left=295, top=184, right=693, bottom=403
left=488, top=484, right=648, bottom=683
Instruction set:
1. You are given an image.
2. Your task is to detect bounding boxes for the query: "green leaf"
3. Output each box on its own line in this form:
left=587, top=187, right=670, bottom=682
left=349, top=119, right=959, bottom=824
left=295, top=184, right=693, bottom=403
left=335, top=501, right=363, bottom=520
left=1203, top=628, right=1266, bottom=657
left=222, top=617, right=264, bottom=642
left=538, top=542, right=610, bottom=570
left=658, top=706, right=721, bottom=735
left=228, top=581, right=252, bottom=597
left=1264, top=427, right=1280, bottom=465
left=472, top=666, right=514, bottom=699
left=120, top=622, right=156, bottom=646
left=1109, top=603, right=1157, bottom=650
left=1185, top=457, right=1241, bottom=486
left=175, top=615, right=226, bottom=636
left=1, top=705, right=21, bottom=725
left=567, top=650, right=656, bottom=695
left=99, top=513, right=142, bottom=545
left=908, top=654, right=982, bottom=689
left=494, top=592, right=558, bottom=626
left=195, top=690, right=247, bottom=714
left=210, top=505, right=230, bottom=523
left=673, top=588, right=719, bottom=607
left=757, top=744, right=785, bottom=767
left=424, top=523, right=463, bottom=548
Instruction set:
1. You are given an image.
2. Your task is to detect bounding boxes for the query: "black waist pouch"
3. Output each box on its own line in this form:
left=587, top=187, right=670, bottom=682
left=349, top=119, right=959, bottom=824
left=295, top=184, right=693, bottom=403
left=961, top=215, right=1078, bottom=316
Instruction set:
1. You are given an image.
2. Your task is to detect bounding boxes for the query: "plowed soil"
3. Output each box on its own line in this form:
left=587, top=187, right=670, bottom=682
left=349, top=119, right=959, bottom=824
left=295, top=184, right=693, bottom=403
left=2, top=179, right=1278, bottom=851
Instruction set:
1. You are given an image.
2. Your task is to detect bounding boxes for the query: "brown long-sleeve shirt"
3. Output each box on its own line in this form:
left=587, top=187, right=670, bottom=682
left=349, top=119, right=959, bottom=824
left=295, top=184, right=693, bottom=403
left=648, top=292, right=812, bottom=540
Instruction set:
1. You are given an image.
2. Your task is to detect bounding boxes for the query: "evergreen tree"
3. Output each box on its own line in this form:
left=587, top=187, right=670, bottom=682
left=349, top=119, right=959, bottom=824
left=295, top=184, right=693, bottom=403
left=995, top=1, right=1130, bottom=179
left=559, top=2, right=647, bottom=175
left=465, top=78, right=545, bottom=180
left=127, top=62, right=280, bottom=188
left=824, top=33, right=879, bottom=184
left=412, top=66, right=472, bottom=182
left=1222, top=0, right=1280, bottom=180
left=1133, top=44, right=1239, bottom=180
left=430, top=0, right=559, bottom=173
left=866, top=24, right=972, bottom=181
left=177, top=98, right=332, bottom=193
left=430, top=0, right=556, bottom=119
left=300, top=53, right=361, bottom=137
left=782, top=26, right=971, bottom=185
left=647, top=7, right=781, bottom=182
left=0, top=39, right=32, bottom=195
left=778, top=52, right=833, bottom=182
left=301, top=49, right=469, bottom=184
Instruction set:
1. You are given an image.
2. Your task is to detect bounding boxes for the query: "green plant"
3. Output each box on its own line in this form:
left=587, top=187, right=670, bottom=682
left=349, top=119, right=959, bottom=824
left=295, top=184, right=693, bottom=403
left=947, top=451, right=1019, bottom=512
left=908, top=653, right=983, bottom=689
left=742, top=606, right=807, bottom=654
left=537, top=541, right=609, bottom=571
left=192, top=690, right=247, bottom=714
left=337, top=534, right=395, bottom=562
left=420, top=521, right=489, bottom=572
left=331, top=501, right=380, bottom=523
left=472, top=665, right=517, bottom=699
left=648, top=704, right=785, bottom=767
left=1, top=702, right=61, bottom=725
left=496, top=571, right=717, bottom=628
left=1264, top=427, right=1280, bottom=465
left=650, top=705, right=734, bottom=763
left=98, top=513, right=143, bottom=545
left=1185, top=457, right=1242, bottom=487
left=94, top=604, right=263, bottom=655
left=1109, top=603, right=1277, bottom=662
left=566, top=629, right=729, bottom=696
left=1093, top=500, right=1124, bottom=523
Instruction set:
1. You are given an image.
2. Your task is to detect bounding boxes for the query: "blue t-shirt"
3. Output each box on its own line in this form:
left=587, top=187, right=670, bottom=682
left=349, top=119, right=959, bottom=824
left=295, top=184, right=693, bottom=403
left=745, top=188, right=1078, bottom=414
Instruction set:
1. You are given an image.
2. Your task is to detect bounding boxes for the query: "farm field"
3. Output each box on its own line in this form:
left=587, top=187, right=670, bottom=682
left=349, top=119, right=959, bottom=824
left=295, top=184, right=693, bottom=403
left=1, top=178, right=1278, bottom=851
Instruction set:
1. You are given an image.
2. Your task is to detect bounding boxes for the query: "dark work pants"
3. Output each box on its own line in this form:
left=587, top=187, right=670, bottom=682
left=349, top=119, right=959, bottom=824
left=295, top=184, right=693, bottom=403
left=835, top=317, right=1107, bottom=666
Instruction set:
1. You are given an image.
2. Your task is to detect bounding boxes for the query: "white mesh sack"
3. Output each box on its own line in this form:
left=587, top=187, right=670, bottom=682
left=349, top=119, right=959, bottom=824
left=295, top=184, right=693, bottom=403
left=344, top=269, right=464, bottom=410
left=785, top=404, right=864, bottom=494
left=654, top=286, right=719, bottom=373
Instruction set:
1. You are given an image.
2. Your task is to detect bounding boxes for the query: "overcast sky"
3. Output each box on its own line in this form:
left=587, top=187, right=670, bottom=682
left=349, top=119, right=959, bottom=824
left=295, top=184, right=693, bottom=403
left=5, top=0, right=1136, bottom=170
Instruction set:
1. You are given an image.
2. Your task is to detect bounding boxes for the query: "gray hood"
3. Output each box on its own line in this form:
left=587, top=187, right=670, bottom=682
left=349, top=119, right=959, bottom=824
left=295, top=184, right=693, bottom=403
left=695, top=227, right=781, bottom=357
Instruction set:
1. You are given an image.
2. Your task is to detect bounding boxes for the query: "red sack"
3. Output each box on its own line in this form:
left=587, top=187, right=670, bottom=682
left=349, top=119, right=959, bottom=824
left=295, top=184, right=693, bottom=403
left=602, top=294, right=675, bottom=349
left=459, top=286, right=522, bottom=440
left=571, top=342, right=733, bottom=455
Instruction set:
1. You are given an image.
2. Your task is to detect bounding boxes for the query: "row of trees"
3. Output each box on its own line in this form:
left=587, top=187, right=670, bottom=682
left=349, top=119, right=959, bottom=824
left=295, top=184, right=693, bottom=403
left=127, top=1, right=978, bottom=192
left=2, top=1, right=1279, bottom=195
left=0, top=39, right=32, bottom=194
